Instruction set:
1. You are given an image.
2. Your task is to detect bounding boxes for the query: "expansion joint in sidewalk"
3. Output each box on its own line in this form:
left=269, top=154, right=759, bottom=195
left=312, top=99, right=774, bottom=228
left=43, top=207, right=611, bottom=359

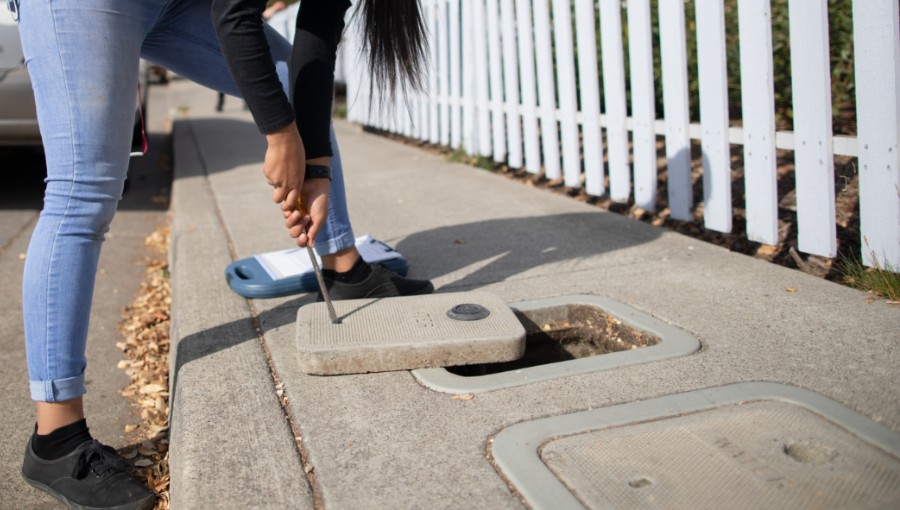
left=184, top=120, right=324, bottom=509
left=246, top=300, right=325, bottom=510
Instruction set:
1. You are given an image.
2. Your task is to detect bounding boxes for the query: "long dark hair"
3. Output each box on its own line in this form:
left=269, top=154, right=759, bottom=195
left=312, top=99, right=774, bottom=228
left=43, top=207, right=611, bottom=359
left=356, top=0, right=428, bottom=107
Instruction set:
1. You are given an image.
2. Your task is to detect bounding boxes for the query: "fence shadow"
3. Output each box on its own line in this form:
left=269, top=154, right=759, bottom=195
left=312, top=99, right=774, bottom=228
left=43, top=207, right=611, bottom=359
left=394, top=211, right=662, bottom=290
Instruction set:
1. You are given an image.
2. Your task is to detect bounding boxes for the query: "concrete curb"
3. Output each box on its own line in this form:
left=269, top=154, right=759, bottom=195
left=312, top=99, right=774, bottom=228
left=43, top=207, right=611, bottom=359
left=168, top=118, right=313, bottom=509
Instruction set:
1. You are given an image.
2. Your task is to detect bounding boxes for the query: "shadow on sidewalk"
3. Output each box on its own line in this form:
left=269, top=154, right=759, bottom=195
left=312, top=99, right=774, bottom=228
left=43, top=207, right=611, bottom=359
left=172, top=211, right=661, bottom=397
left=170, top=292, right=311, bottom=403
left=177, top=118, right=269, bottom=175
left=394, top=212, right=662, bottom=290
left=0, top=133, right=173, bottom=213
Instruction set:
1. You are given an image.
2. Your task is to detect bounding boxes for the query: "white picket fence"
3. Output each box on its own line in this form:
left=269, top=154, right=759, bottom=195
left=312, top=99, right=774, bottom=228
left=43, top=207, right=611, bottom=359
left=342, top=0, right=900, bottom=268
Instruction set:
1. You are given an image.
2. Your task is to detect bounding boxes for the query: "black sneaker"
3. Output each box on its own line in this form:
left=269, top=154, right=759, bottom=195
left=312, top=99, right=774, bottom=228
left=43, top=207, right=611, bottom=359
left=319, top=263, right=434, bottom=300
left=22, top=438, right=156, bottom=510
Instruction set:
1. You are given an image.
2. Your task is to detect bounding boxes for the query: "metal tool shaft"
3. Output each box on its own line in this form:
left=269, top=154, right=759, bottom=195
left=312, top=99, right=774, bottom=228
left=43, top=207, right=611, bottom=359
left=307, top=244, right=340, bottom=324
left=296, top=196, right=339, bottom=324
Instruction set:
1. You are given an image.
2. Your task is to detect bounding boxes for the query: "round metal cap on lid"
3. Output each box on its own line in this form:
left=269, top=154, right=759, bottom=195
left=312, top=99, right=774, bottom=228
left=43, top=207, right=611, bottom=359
left=447, top=303, right=491, bottom=321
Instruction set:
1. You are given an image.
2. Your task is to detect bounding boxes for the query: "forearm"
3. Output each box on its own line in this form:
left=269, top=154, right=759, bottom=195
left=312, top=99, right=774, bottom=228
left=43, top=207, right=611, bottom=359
left=211, top=0, right=295, bottom=134
left=290, top=0, right=352, bottom=159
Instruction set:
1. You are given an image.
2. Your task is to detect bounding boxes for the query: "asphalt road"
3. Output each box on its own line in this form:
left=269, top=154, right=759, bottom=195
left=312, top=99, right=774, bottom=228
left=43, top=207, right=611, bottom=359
left=0, top=80, right=173, bottom=508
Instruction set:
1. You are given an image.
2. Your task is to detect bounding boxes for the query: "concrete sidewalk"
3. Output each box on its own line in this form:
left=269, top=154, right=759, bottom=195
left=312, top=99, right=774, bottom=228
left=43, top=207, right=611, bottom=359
left=167, top=79, right=899, bottom=509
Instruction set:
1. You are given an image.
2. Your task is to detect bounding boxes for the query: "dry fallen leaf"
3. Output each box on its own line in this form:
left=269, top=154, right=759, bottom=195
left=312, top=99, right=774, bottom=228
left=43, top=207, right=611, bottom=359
left=451, top=393, right=475, bottom=401
left=117, top=225, right=172, bottom=508
left=785, top=287, right=797, bottom=293
left=140, top=384, right=166, bottom=394
left=149, top=424, right=168, bottom=435
left=865, top=297, right=876, bottom=303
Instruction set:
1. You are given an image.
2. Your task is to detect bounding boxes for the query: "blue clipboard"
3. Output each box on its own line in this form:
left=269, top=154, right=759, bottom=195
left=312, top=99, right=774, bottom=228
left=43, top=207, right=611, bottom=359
left=225, top=236, right=409, bottom=299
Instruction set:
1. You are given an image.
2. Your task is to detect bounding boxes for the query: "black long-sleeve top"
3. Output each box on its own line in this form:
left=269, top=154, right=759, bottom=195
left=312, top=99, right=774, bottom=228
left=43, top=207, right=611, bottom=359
left=211, top=0, right=351, bottom=158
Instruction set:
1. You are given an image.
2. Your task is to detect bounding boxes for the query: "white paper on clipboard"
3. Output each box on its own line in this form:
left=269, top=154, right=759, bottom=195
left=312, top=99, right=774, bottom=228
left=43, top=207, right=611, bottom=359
left=254, top=235, right=403, bottom=281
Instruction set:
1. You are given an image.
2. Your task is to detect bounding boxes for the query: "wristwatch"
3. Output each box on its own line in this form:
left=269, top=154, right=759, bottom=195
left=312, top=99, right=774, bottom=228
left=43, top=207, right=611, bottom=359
left=305, top=164, right=332, bottom=181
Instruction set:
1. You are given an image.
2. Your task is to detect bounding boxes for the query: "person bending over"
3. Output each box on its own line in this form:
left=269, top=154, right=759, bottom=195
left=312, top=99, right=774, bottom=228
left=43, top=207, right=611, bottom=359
left=15, top=0, right=430, bottom=508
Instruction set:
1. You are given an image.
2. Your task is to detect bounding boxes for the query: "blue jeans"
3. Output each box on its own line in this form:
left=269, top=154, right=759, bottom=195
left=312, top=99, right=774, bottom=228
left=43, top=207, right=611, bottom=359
left=18, top=0, right=355, bottom=402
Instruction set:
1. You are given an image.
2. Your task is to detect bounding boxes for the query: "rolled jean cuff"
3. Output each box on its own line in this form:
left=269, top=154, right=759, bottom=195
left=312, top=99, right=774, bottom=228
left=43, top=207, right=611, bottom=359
left=30, top=374, right=86, bottom=402
left=314, top=229, right=355, bottom=257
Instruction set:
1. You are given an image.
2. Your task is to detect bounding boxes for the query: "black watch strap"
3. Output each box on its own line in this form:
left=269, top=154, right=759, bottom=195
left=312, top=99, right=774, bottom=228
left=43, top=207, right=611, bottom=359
left=305, top=164, right=332, bottom=181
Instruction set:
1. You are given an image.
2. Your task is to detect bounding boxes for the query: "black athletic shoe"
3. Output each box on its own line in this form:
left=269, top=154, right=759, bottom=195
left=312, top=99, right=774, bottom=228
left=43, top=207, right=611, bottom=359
left=22, top=438, right=156, bottom=510
left=319, top=263, right=434, bottom=301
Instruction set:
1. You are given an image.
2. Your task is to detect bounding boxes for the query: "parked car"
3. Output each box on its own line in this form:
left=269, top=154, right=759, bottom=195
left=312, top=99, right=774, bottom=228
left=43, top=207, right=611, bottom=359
left=0, top=14, right=149, bottom=149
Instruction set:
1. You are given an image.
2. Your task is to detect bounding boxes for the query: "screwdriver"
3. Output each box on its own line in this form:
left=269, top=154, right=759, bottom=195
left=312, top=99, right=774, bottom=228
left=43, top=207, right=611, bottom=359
left=298, top=198, right=340, bottom=324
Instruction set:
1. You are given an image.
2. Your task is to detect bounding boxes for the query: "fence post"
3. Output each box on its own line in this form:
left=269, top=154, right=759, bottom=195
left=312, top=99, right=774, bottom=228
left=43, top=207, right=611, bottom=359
left=343, top=18, right=357, bottom=124
left=427, top=0, right=441, bottom=144
left=738, top=0, right=778, bottom=246
left=450, top=0, right=462, bottom=149
left=600, top=0, right=631, bottom=201
left=695, top=0, right=732, bottom=233
left=516, top=0, right=542, bottom=174
left=853, top=0, right=900, bottom=268
left=501, top=0, right=524, bottom=169
left=487, top=0, right=507, bottom=163
left=576, top=0, right=605, bottom=197
left=462, top=0, right=478, bottom=153
left=533, top=0, right=562, bottom=179
left=628, top=0, right=658, bottom=211
left=659, top=0, right=693, bottom=220
left=552, top=0, right=582, bottom=187
left=437, top=1, right=450, bottom=145
left=473, top=0, right=493, bottom=157
left=789, top=0, right=836, bottom=257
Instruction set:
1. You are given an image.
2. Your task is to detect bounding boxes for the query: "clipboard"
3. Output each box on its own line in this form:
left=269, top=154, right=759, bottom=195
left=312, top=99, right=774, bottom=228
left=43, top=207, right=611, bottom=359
left=225, top=235, right=409, bottom=299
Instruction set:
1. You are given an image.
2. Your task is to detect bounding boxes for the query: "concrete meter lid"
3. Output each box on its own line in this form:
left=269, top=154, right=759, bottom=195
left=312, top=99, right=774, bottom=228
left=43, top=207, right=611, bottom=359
left=296, top=291, right=525, bottom=375
left=491, top=382, right=900, bottom=510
